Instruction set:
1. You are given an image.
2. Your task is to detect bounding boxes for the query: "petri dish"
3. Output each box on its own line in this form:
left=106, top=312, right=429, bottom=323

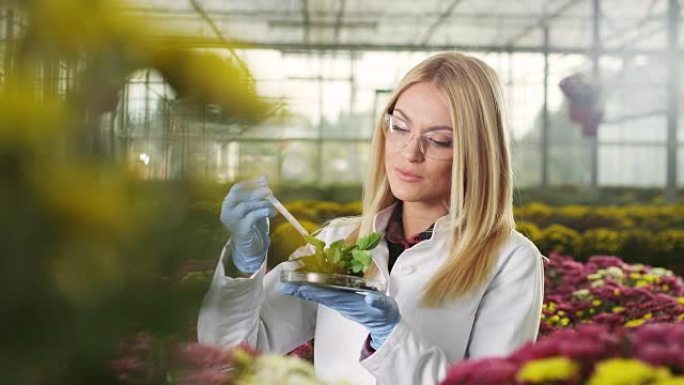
left=280, top=270, right=386, bottom=293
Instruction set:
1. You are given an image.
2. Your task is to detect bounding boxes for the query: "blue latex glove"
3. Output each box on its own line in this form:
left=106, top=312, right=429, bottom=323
left=220, top=176, right=276, bottom=273
left=280, top=283, right=400, bottom=350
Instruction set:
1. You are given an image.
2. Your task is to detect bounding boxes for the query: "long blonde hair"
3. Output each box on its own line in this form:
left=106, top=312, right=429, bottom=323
left=348, top=52, right=515, bottom=307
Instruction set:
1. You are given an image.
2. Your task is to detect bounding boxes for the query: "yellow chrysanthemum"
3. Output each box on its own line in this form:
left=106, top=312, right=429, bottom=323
left=642, top=274, right=658, bottom=283
left=625, top=319, right=646, bottom=328
left=613, top=307, right=626, bottom=313
left=588, top=359, right=671, bottom=385
left=516, top=357, right=579, bottom=383
left=677, top=297, right=684, bottom=306
left=654, top=377, right=684, bottom=385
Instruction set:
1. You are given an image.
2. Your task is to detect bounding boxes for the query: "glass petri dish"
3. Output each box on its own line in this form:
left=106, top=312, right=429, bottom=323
left=280, top=270, right=386, bottom=293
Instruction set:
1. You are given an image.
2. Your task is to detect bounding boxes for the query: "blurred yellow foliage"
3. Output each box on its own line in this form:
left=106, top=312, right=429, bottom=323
left=539, top=224, right=582, bottom=256
left=30, top=162, right=135, bottom=237
left=52, top=240, right=125, bottom=304
left=0, top=1, right=276, bottom=382
left=516, top=202, right=553, bottom=218
left=269, top=220, right=320, bottom=267
left=152, top=48, right=271, bottom=122
left=0, top=87, right=70, bottom=146
left=516, top=221, right=542, bottom=245
left=582, top=228, right=624, bottom=256
left=26, top=0, right=151, bottom=55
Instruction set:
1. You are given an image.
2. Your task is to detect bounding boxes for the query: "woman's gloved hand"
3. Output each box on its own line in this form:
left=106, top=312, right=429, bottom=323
left=220, top=176, right=276, bottom=273
left=280, top=283, right=401, bottom=350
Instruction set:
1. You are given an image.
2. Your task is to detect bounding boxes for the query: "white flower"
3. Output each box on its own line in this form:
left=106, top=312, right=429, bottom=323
left=605, top=267, right=624, bottom=279
left=651, top=267, right=673, bottom=277
left=239, top=354, right=347, bottom=385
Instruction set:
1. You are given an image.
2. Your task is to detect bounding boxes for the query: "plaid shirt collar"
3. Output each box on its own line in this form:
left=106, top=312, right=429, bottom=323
left=385, top=202, right=435, bottom=249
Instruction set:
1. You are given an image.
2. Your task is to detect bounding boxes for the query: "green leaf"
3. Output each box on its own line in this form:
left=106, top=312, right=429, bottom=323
left=350, top=262, right=363, bottom=274
left=298, top=234, right=379, bottom=275
left=328, top=239, right=346, bottom=252
left=304, top=235, right=326, bottom=252
left=356, top=232, right=382, bottom=250
left=325, top=244, right=342, bottom=265
left=350, top=249, right=373, bottom=274
left=340, top=244, right=356, bottom=254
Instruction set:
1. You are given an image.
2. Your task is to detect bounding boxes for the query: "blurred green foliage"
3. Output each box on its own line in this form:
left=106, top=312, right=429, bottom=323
left=0, top=0, right=270, bottom=384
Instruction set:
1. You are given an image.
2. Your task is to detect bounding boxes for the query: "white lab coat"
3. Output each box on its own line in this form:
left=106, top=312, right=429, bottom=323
left=198, top=203, right=544, bottom=385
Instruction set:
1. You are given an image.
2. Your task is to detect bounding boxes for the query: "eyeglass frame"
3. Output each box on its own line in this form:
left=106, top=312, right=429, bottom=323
left=383, top=109, right=454, bottom=160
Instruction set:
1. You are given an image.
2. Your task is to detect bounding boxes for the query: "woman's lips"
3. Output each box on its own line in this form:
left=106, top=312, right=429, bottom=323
left=395, top=168, right=423, bottom=182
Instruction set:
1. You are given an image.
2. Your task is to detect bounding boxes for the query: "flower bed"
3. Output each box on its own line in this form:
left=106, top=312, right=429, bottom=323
left=451, top=253, right=684, bottom=385
left=514, top=202, right=684, bottom=232
left=162, top=253, right=684, bottom=384
left=518, top=222, right=684, bottom=270
left=440, top=323, right=684, bottom=385
left=542, top=254, right=684, bottom=335
left=112, top=333, right=332, bottom=385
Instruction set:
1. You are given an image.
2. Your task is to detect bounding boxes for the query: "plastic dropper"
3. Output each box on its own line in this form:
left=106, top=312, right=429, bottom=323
left=265, top=195, right=310, bottom=238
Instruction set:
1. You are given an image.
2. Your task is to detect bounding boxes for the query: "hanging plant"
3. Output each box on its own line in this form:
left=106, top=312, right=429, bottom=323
left=559, top=73, right=604, bottom=137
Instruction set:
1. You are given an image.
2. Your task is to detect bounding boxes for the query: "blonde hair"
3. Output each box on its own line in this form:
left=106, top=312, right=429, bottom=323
left=347, top=52, right=515, bottom=307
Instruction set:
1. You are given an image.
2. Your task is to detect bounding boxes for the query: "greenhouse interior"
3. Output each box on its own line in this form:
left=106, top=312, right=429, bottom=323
left=2, top=1, right=684, bottom=384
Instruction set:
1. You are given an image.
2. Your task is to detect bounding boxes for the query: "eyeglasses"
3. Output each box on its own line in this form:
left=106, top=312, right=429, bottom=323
left=384, top=113, right=454, bottom=160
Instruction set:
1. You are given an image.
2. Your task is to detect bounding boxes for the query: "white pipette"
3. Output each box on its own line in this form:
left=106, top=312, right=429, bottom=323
left=265, top=195, right=310, bottom=238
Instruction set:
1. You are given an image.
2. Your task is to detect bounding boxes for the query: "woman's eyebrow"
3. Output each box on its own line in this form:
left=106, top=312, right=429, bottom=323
left=393, top=108, right=453, bottom=132
left=393, top=108, right=412, bottom=123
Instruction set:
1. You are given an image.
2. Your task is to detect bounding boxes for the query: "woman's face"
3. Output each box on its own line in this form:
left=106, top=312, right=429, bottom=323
left=384, top=81, right=453, bottom=208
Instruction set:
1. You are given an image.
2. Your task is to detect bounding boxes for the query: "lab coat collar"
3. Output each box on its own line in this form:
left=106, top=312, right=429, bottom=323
left=372, top=201, right=451, bottom=240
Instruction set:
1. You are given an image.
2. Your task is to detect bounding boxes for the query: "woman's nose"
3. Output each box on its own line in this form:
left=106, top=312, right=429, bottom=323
left=401, top=136, right=425, bottom=161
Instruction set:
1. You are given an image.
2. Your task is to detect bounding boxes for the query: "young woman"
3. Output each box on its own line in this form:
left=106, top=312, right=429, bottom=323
left=198, top=52, right=544, bottom=385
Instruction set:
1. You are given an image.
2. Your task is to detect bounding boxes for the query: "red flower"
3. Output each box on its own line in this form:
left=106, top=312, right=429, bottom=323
left=178, top=368, right=231, bottom=385
left=174, top=343, right=234, bottom=369
left=440, top=357, right=518, bottom=385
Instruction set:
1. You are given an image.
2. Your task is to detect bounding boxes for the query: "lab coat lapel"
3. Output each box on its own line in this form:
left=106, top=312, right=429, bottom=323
left=370, top=202, right=397, bottom=288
